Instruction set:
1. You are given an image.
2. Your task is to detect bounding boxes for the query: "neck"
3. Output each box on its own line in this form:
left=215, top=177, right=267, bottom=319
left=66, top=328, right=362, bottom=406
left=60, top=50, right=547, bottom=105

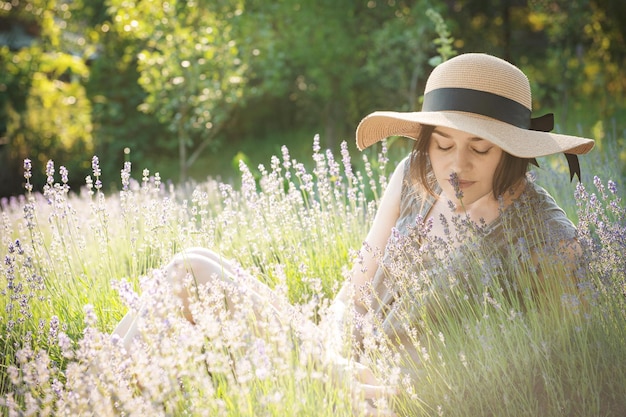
left=444, top=178, right=527, bottom=223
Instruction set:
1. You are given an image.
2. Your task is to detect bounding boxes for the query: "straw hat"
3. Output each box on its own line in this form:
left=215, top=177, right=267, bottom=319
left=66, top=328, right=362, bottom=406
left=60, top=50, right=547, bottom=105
left=356, top=53, right=594, bottom=170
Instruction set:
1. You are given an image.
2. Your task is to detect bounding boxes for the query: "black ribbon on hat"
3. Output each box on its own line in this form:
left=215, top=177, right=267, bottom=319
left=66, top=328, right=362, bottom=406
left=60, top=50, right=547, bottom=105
left=423, top=88, right=581, bottom=181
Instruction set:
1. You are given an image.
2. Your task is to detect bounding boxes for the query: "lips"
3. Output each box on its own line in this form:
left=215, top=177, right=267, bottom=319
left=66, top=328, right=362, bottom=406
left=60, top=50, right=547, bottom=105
left=449, top=179, right=475, bottom=189
left=458, top=180, right=475, bottom=189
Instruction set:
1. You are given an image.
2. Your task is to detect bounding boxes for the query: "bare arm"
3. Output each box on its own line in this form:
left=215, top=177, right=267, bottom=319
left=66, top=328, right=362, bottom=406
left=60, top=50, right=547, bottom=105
left=333, top=156, right=407, bottom=313
left=325, top=156, right=407, bottom=416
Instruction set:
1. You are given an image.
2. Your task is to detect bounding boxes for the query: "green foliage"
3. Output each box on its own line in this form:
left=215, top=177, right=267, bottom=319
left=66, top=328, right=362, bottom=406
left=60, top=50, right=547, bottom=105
left=0, top=0, right=95, bottom=196
left=12, top=55, right=93, bottom=152
left=107, top=0, right=248, bottom=182
left=85, top=25, right=169, bottom=190
left=426, top=8, right=457, bottom=66
left=361, top=4, right=441, bottom=112
left=450, top=0, right=626, bottom=123
left=1, top=0, right=625, bottom=196
left=235, top=1, right=441, bottom=145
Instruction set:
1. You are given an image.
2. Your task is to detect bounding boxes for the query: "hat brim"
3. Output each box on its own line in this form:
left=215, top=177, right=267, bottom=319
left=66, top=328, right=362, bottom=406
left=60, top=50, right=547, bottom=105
left=356, top=111, right=595, bottom=158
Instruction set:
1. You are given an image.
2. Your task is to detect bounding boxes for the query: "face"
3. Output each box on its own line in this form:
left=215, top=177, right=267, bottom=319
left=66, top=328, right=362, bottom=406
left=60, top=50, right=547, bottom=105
left=428, top=126, right=504, bottom=208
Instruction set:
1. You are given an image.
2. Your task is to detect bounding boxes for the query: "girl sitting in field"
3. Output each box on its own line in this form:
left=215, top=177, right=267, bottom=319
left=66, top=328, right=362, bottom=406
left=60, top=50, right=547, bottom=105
left=114, top=53, right=594, bottom=416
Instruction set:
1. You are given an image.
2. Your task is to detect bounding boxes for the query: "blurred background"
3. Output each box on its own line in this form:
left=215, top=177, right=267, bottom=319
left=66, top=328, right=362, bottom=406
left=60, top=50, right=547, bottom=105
left=1, top=0, right=625, bottom=197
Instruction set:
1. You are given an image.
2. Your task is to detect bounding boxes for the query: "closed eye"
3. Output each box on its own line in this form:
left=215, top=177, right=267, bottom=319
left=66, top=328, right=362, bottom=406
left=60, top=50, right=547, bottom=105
left=473, top=147, right=492, bottom=155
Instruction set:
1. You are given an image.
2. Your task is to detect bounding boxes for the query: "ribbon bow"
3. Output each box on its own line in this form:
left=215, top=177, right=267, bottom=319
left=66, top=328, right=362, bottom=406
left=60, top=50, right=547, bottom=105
left=530, top=113, right=581, bottom=181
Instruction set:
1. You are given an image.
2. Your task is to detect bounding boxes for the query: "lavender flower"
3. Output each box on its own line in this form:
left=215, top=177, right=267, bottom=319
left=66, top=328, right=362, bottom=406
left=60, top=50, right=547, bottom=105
left=142, top=168, right=150, bottom=186
left=59, top=165, right=70, bottom=194
left=46, top=160, right=55, bottom=186
left=449, top=171, right=463, bottom=200
left=48, top=316, right=60, bottom=346
left=121, top=161, right=132, bottom=191
left=23, top=158, right=31, bottom=176
left=90, top=156, right=102, bottom=191
left=312, top=133, right=321, bottom=154
left=607, top=180, right=617, bottom=195
left=154, top=172, right=161, bottom=190
left=112, top=279, right=141, bottom=312
left=83, top=304, right=98, bottom=328
left=57, top=332, right=74, bottom=359
left=91, top=156, right=101, bottom=177
left=340, top=141, right=354, bottom=184
left=59, top=166, right=68, bottom=184
left=23, top=159, right=34, bottom=193
left=281, top=145, right=292, bottom=180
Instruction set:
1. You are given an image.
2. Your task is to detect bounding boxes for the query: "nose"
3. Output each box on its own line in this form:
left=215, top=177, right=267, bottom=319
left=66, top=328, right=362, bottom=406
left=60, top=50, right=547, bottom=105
left=451, top=147, right=473, bottom=173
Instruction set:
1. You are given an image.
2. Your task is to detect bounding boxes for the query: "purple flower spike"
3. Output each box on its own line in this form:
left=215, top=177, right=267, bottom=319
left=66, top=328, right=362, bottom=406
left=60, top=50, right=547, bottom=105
left=607, top=180, right=617, bottom=195
left=91, top=156, right=101, bottom=177
left=23, top=159, right=33, bottom=192
left=60, top=166, right=69, bottom=188
left=23, top=159, right=32, bottom=179
left=46, top=160, right=55, bottom=185
left=449, top=172, right=464, bottom=200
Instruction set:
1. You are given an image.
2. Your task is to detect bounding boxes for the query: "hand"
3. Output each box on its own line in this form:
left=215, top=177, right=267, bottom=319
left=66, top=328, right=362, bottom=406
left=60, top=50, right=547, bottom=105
left=352, top=361, right=398, bottom=417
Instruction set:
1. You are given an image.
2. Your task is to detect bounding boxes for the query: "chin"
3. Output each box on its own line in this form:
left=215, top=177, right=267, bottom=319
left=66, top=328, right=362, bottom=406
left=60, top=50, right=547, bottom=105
left=451, top=194, right=480, bottom=209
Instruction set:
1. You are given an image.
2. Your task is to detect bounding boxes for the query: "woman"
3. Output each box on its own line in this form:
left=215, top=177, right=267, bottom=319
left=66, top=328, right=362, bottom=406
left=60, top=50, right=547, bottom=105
left=332, top=53, right=594, bottom=386
left=114, top=53, right=594, bottom=414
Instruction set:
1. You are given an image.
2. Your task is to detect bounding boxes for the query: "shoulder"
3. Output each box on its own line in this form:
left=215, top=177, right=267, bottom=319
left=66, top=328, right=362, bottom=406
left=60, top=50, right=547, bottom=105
left=373, top=156, right=409, bottom=224
left=386, top=155, right=411, bottom=194
left=385, top=155, right=414, bottom=201
left=526, top=182, right=575, bottom=230
left=521, top=184, right=585, bottom=280
left=484, top=182, right=583, bottom=278
left=500, top=181, right=577, bottom=247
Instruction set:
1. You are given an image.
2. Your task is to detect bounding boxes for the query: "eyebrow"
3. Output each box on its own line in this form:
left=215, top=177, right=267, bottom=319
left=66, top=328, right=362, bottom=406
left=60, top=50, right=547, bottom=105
left=433, top=129, right=486, bottom=142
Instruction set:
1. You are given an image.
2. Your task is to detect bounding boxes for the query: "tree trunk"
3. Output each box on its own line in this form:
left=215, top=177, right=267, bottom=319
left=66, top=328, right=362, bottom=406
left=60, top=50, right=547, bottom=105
left=409, top=64, right=421, bottom=111
left=178, top=114, right=188, bottom=183
left=502, top=0, right=512, bottom=62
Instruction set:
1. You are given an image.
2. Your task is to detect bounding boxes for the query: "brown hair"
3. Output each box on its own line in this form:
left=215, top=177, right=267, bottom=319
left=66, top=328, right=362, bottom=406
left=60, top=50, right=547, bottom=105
left=409, top=125, right=531, bottom=198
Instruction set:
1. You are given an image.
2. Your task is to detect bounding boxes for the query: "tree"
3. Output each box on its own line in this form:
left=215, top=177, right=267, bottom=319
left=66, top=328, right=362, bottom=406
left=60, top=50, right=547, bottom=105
left=362, top=4, right=449, bottom=112
left=108, top=0, right=248, bottom=182
left=231, top=0, right=441, bottom=147
left=442, top=0, right=626, bottom=123
left=0, top=0, right=94, bottom=196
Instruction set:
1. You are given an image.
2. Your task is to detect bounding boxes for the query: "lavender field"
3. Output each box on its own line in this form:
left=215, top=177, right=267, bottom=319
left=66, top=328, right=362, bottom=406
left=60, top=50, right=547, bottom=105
left=1, top=136, right=625, bottom=416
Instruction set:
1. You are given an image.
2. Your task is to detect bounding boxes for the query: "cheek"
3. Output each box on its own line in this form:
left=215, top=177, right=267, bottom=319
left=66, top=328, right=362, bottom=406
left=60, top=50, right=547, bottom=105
left=428, top=155, right=448, bottom=179
left=427, top=146, right=447, bottom=173
left=486, top=153, right=503, bottom=174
